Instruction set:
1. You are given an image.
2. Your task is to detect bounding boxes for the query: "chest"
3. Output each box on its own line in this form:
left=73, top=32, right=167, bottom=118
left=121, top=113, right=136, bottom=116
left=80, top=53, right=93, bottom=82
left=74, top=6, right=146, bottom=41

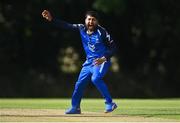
left=81, top=31, right=102, bottom=45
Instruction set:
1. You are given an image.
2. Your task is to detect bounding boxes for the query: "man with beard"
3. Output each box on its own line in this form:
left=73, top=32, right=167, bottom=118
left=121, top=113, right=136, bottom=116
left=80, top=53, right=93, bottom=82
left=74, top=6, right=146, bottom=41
left=42, top=10, right=117, bottom=114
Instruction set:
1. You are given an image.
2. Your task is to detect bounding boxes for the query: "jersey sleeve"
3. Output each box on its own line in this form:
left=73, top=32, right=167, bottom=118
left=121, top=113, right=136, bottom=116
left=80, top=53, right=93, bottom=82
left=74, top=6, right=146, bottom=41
left=102, top=28, right=117, bottom=59
left=51, top=18, right=83, bottom=31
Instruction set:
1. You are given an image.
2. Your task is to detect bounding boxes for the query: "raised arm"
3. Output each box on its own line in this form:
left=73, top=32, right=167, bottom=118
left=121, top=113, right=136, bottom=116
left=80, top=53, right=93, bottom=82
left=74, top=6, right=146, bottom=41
left=42, top=10, right=80, bottom=30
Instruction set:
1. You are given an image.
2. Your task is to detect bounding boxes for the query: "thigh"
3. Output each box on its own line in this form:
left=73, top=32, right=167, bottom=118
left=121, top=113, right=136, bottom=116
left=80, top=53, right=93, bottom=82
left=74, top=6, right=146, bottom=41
left=92, top=61, right=111, bottom=78
left=77, top=65, right=91, bottom=82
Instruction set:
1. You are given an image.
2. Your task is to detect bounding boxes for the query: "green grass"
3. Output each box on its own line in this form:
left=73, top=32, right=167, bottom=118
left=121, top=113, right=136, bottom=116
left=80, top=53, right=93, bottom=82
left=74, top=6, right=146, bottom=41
left=0, top=98, right=180, bottom=120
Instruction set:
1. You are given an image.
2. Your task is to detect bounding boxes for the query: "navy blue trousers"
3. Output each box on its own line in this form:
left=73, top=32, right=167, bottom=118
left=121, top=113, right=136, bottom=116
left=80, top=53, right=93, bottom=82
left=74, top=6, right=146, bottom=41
left=71, top=60, right=112, bottom=108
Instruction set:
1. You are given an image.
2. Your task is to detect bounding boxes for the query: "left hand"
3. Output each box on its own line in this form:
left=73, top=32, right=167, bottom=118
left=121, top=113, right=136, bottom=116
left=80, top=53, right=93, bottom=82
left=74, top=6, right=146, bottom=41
left=94, top=56, right=107, bottom=66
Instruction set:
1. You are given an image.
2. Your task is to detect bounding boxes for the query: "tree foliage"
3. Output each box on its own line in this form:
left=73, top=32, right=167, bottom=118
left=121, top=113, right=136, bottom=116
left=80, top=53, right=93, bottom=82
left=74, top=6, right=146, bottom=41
left=93, top=0, right=126, bottom=15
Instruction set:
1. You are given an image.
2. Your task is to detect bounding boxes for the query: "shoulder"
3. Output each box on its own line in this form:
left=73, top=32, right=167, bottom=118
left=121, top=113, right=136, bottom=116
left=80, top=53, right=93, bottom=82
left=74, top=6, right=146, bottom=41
left=97, top=25, right=108, bottom=37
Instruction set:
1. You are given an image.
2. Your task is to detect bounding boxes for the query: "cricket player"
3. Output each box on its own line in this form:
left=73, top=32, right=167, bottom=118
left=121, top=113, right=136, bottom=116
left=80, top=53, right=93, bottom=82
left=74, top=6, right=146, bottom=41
left=42, top=10, right=117, bottom=114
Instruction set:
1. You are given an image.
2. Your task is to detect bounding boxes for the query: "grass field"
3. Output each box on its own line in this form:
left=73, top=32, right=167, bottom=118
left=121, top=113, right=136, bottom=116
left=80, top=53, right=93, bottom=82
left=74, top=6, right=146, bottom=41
left=0, top=98, right=180, bottom=122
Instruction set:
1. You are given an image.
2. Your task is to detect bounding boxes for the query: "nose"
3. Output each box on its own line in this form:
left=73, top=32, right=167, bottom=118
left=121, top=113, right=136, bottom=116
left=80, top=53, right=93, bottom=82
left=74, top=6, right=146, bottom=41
left=89, top=19, right=93, bottom=24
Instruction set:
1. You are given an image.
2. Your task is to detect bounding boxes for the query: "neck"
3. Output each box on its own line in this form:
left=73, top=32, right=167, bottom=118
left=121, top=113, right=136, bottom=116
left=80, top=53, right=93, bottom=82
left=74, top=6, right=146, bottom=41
left=87, top=30, right=94, bottom=35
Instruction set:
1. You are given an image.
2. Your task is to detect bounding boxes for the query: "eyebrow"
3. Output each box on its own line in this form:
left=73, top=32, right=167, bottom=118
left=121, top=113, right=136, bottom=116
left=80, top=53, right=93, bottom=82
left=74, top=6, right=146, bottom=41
left=87, top=16, right=96, bottom=19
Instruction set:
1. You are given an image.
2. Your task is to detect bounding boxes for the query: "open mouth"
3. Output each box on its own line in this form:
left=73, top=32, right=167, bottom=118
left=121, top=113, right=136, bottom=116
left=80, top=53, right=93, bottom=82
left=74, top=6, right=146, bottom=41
left=88, top=25, right=94, bottom=28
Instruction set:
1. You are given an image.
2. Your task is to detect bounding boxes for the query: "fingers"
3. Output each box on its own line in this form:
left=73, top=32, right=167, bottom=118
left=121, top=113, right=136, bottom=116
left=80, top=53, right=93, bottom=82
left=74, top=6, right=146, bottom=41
left=42, top=10, right=49, bottom=18
left=42, top=10, right=50, bottom=18
left=94, top=58, right=102, bottom=66
left=94, top=57, right=106, bottom=66
left=42, top=10, right=52, bottom=21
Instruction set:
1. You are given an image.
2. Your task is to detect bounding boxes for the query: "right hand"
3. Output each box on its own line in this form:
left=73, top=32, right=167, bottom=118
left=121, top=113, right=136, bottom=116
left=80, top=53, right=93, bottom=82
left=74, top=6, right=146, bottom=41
left=42, top=10, right=52, bottom=21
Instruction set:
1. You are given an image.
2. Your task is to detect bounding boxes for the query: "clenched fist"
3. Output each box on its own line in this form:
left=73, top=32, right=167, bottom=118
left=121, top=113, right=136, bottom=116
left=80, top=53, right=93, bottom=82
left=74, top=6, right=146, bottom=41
left=42, top=10, right=52, bottom=21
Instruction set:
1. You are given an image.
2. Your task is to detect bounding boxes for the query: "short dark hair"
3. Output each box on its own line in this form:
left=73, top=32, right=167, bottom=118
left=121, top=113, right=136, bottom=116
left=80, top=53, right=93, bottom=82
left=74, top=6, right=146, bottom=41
left=85, top=11, right=99, bottom=20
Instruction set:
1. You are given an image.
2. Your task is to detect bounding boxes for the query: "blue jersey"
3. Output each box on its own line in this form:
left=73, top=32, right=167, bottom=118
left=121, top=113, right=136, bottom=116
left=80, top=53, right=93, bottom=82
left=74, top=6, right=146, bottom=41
left=52, top=19, right=116, bottom=61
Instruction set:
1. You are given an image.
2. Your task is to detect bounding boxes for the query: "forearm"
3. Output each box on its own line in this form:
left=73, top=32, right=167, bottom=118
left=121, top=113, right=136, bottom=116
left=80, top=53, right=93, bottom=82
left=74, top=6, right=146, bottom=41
left=104, top=41, right=117, bottom=59
left=51, top=18, right=79, bottom=30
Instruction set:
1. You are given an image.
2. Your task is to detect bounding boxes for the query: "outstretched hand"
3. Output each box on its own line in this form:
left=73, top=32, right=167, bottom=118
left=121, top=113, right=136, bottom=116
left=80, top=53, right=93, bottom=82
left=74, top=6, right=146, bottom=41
left=42, top=10, right=53, bottom=21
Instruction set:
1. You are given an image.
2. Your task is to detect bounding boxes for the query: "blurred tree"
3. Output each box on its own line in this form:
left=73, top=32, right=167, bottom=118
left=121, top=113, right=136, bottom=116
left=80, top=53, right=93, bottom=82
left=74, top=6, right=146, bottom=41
left=93, top=0, right=126, bottom=15
left=58, top=46, right=81, bottom=73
